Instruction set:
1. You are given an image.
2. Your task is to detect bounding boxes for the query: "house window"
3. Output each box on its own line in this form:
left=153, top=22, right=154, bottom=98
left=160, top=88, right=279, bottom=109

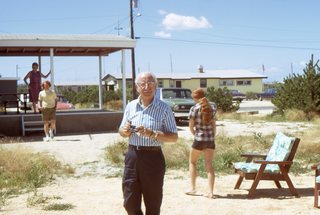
left=200, top=79, right=207, bottom=88
left=176, top=80, right=182, bottom=88
left=158, top=79, right=163, bottom=88
left=237, top=80, right=252, bottom=86
left=219, top=80, right=234, bottom=86
left=169, top=80, right=174, bottom=87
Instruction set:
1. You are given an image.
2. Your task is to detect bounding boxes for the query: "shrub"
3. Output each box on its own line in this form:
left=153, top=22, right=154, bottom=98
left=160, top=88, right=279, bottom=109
left=246, top=91, right=258, bottom=100
left=105, top=100, right=123, bottom=111
left=272, top=54, right=320, bottom=115
left=206, top=86, right=239, bottom=112
left=284, top=109, right=308, bottom=121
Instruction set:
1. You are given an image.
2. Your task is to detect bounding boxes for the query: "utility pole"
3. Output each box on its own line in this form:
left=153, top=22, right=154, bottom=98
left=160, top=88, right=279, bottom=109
left=130, top=0, right=137, bottom=99
left=170, top=54, right=173, bottom=74
left=115, top=20, right=123, bottom=35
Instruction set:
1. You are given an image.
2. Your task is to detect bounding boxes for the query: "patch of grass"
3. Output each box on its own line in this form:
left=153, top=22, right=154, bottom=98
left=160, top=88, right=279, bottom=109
left=27, top=190, right=51, bottom=207
left=162, top=140, right=189, bottom=170
left=43, top=203, right=75, bottom=211
left=0, top=190, right=9, bottom=210
left=27, top=189, right=63, bottom=208
left=284, top=109, right=308, bottom=121
left=104, top=140, right=127, bottom=166
left=104, top=122, right=320, bottom=177
left=0, top=136, right=23, bottom=144
left=0, top=148, right=74, bottom=196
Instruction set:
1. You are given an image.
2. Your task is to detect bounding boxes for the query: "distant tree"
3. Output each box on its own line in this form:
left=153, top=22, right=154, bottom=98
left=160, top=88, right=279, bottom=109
left=272, top=54, right=320, bottom=115
left=206, top=86, right=239, bottom=112
left=61, top=90, right=77, bottom=104
left=17, top=84, right=28, bottom=94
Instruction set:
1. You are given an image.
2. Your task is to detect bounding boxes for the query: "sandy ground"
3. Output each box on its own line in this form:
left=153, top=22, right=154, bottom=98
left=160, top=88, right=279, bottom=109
left=1, top=101, right=319, bottom=214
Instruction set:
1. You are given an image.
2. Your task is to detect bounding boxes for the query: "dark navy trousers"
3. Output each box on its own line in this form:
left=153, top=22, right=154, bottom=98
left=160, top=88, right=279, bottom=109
left=122, top=146, right=165, bottom=215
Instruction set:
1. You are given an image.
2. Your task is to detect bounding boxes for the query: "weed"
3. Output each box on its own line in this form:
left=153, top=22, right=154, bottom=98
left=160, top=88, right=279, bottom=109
left=43, top=203, right=75, bottom=211
left=27, top=190, right=51, bottom=207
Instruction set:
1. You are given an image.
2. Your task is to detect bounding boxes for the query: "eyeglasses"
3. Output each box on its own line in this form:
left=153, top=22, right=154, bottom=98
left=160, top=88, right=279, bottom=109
left=137, top=81, right=156, bottom=88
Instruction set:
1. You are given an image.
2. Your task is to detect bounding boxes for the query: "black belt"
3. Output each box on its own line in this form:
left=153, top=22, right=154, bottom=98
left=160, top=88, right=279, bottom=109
left=129, top=144, right=161, bottom=152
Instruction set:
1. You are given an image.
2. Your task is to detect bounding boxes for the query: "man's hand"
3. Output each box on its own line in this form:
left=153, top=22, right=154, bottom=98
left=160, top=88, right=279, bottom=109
left=137, top=126, right=153, bottom=137
left=120, top=121, right=133, bottom=138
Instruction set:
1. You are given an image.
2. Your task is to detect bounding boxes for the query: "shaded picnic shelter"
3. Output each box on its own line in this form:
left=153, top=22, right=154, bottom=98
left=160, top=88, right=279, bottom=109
left=0, top=33, right=136, bottom=136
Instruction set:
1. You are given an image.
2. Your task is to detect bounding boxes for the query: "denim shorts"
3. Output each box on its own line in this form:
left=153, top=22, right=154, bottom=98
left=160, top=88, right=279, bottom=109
left=192, top=140, right=215, bottom=150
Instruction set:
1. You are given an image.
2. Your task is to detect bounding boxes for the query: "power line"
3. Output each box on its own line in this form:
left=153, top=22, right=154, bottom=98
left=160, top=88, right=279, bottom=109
left=91, top=16, right=129, bottom=34
left=0, top=15, right=128, bottom=23
left=139, top=36, right=320, bottom=51
left=188, top=31, right=320, bottom=44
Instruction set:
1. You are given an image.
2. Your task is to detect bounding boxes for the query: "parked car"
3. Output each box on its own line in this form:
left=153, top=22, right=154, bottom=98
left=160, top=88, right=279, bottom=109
left=256, top=88, right=277, bottom=101
left=20, top=94, right=74, bottom=110
left=56, top=95, right=75, bottom=110
left=230, top=90, right=246, bottom=102
left=155, top=88, right=195, bottom=122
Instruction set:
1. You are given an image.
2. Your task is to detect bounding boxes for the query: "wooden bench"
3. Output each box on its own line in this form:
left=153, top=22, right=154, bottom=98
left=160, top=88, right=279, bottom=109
left=0, top=93, right=27, bottom=114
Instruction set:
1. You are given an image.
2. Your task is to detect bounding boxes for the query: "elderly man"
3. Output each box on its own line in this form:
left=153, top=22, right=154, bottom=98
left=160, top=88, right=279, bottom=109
left=119, top=72, right=178, bottom=215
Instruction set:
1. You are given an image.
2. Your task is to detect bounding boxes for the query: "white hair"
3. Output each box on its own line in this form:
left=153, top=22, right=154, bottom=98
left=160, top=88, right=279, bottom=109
left=135, top=72, right=158, bottom=84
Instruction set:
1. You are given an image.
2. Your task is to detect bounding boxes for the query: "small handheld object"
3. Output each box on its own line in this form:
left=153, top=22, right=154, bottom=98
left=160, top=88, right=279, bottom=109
left=129, top=125, right=139, bottom=133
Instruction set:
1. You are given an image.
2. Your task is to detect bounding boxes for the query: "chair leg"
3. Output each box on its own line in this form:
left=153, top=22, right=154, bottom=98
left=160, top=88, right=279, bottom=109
left=234, top=176, right=244, bottom=189
left=248, top=165, right=266, bottom=197
left=274, top=180, right=282, bottom=188
left=279, top=166, right=298, bottom=196
left=248, top=174, right=262, bottom=197
left=315, top=184, right=319, bottom=208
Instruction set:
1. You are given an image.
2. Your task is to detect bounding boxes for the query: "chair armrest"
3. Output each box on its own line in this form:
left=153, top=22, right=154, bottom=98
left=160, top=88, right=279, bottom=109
left=240, top=153, right=267, bottom=159
left=311, top=163, right=320, bottom=170
left=254, top=160, right=293, bottom=165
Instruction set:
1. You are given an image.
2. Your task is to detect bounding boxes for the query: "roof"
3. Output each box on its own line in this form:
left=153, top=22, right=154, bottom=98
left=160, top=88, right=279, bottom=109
left=0, top=33, right=136, bottom=56
left=0, top=77, right=20, bottom=81
left=107, top=69, right=267, bottom=80
left=191, top=69, right=267, bottom=79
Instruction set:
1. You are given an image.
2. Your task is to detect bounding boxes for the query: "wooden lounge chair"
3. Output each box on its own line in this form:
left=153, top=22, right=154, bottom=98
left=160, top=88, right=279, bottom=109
left=233, top=132, right=300, bottom=197
left=311, top=162, right=320, bottom=208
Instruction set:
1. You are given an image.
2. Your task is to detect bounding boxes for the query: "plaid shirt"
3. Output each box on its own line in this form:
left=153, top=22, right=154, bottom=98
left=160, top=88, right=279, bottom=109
left=120, top=96, right=177, bottom=147
left=189, top=102, right=217, bottom=142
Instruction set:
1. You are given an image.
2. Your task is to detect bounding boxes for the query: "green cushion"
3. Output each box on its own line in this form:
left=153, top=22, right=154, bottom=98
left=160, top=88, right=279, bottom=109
left=316, top=176, right=320, bottom=184
left=234, top=162, right=279, bottom=173
left=234, top=132, right=294, bottom=173
left=265, top=132, right=294, bottom=172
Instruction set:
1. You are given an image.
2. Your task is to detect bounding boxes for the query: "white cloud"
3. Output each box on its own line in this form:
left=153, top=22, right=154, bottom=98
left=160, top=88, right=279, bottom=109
left=158, top=9, right=167, bottom=15
left=299, top=61, right=307, bottom=66
left=269, top=66, right=281, bottom=72
left=162, top=13, right=211, bottom=30
left=154, top=31, right=171, bottom=38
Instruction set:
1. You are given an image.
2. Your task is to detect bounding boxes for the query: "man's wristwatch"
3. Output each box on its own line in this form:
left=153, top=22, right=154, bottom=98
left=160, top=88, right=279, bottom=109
left=149, top=130, right=158, bottom=140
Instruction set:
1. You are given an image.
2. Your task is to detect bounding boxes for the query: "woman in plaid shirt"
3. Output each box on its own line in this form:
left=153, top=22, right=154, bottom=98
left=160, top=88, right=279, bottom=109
left=186, top=88, right=217, bottom=199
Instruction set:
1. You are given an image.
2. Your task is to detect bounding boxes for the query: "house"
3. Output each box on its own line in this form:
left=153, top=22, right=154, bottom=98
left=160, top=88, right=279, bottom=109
left=103, top=68, right=267, bottom=93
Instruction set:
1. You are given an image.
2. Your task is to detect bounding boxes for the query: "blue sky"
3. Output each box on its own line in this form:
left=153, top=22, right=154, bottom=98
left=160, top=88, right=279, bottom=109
left=1, top=0, right=320, bottom=84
